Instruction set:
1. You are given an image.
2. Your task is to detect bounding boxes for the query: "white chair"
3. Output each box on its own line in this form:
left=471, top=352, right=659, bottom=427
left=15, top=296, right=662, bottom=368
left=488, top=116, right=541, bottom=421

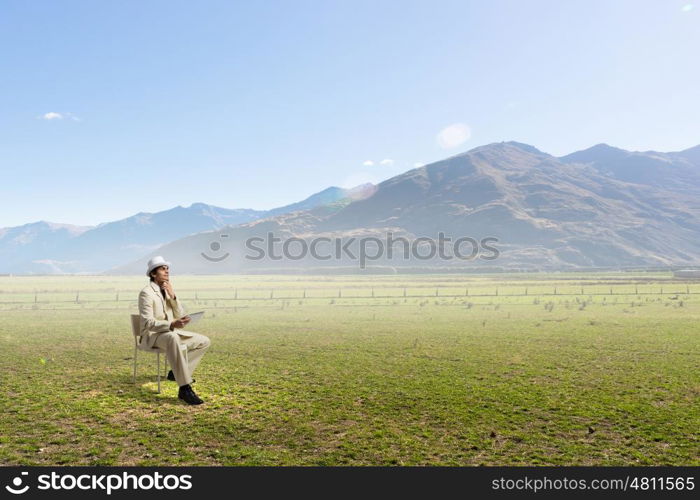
left=130, top=314, right=188, bottom=393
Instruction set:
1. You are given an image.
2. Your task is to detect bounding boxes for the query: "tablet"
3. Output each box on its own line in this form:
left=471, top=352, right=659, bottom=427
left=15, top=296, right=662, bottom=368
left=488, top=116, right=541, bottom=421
left=183, top=311, right=205, bottom=325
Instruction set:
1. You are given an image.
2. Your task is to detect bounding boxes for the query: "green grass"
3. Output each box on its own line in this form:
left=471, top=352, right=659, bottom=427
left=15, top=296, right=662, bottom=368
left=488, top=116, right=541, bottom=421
left=0, top=273, right=698, bottom=465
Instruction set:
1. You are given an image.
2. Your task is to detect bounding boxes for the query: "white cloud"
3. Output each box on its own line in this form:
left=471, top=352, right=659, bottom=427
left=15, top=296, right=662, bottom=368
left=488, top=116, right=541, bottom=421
left=379, top=158, right=394, bottom=166
left=41, top=112, right=63, bottom=120
left=437, top=123, right=471, bottom=149
left=362, top=160, right=375, bottom=167
left=39, top=111, right=81, bottom=121
left=682, top=4, right=694, bottom=12
left=413, top=162, right=425, bottom=168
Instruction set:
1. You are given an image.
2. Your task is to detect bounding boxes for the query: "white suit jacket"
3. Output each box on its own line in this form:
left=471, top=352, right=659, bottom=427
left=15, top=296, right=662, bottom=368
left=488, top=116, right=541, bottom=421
left=138, top=281, right=193, bottom=349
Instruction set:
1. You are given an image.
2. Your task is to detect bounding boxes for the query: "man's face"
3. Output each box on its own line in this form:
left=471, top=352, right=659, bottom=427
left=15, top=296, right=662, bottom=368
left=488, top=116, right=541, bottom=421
left=152, top=265, right=169, bottom=283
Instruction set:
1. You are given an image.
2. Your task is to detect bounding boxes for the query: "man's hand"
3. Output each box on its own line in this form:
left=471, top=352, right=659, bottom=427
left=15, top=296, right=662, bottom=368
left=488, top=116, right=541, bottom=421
left=161, top=280, right=175, bottom=299
left=170, top=316, right=191, bottom=331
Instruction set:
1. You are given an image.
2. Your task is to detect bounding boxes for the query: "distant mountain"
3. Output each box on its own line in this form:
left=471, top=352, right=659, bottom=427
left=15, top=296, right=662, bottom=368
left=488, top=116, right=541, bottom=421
left=112, top=141, right=700, bottom=274
left=0, top=185, right=372, bottom=274
left=676, top=144, right=700, bottom=165
left=266, top=184, right=376, bottom=217
left=0, top=222, right=93, bottom=274
left=560, top=143, right=700, bottom=193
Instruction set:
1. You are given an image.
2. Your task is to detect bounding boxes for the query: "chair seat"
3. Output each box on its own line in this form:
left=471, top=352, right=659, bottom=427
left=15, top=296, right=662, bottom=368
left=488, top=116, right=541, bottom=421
left=137, top=340, right=188, bottom=353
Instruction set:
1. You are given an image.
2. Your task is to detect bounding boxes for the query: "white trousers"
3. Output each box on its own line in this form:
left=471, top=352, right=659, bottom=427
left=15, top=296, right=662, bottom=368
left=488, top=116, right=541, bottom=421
left=153, top=330, right=211, bottom=386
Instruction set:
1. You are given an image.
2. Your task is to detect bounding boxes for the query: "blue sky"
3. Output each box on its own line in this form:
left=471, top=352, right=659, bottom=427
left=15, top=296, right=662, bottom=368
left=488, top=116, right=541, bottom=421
left=1, top=0, right=698, bottom=227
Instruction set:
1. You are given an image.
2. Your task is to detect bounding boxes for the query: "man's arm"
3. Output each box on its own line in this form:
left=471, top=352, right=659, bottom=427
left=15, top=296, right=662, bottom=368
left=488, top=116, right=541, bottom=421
left=168, top=295, right=186, bottom=320
left=162, top=281, right=186, bottom=319
left=139, top=290, right=172, bottom=333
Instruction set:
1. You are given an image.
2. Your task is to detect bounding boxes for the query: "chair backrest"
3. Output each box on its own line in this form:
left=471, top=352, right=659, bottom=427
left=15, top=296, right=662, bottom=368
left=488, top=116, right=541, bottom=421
left=130, top=314, right=141, bottom=338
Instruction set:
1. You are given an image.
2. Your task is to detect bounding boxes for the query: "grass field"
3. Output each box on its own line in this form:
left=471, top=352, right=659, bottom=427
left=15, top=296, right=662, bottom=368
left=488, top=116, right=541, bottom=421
left=0, top=273, right=698, bottom=465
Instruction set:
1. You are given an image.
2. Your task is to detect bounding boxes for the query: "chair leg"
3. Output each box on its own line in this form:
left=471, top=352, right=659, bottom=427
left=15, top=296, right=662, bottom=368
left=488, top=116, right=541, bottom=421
left=157, top=352, right=161, bottom=394
left=133, top=344, right=137, bottom=384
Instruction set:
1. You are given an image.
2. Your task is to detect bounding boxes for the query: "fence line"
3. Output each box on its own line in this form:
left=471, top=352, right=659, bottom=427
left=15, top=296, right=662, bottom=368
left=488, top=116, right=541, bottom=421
left=0, top=284, right=696, bottom=305
left=0, top=300, right=684, bottom=312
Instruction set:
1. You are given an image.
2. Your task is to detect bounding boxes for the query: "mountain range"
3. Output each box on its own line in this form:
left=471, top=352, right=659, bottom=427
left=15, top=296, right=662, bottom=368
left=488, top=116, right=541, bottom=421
left=113, top=141, right=700, bottom=274
left=4, top=141, right=700, bottom=274
left=0, top=184, right=374, bottom=274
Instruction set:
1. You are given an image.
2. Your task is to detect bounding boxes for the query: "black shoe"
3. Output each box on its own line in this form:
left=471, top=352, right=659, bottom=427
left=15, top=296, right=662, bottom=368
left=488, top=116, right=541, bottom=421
left=178, top=385, right=204, bottom=405
left=168, top=370, right=194, bottom=384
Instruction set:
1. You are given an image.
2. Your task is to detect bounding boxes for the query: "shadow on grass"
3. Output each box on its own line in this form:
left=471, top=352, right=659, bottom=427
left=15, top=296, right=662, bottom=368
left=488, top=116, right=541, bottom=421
left=114, top=374, right=185, bottom=406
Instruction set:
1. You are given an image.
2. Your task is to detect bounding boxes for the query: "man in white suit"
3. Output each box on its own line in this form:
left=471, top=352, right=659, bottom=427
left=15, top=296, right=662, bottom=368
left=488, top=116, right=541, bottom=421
left=138, top=256, right=211, bottom=405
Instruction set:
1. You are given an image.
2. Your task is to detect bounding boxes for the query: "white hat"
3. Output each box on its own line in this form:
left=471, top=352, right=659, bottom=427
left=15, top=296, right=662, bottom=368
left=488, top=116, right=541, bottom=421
left=146, top=256, right=171, bottom=277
